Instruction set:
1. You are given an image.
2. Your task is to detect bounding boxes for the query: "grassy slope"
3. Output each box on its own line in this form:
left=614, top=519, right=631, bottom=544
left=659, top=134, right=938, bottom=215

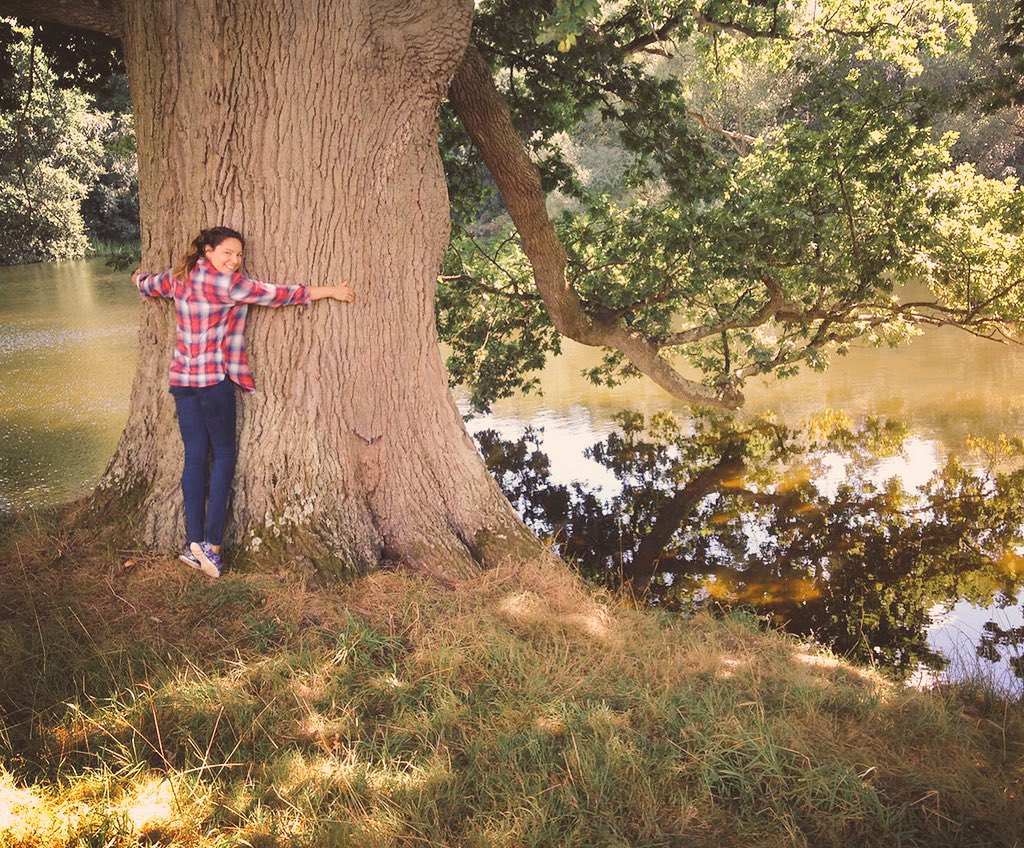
left=0, top=509, right=1021, bottom=848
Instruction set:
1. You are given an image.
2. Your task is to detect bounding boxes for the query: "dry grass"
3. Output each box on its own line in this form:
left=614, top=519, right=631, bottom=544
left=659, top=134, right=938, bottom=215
left=1, top=509, right=1022, bottom=847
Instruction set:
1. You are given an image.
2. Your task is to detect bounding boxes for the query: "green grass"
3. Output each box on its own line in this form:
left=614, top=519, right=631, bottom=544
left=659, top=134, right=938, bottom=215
left=84, top=239, right=140, bottom=258
left=0, top=508, right=1021, bottom=847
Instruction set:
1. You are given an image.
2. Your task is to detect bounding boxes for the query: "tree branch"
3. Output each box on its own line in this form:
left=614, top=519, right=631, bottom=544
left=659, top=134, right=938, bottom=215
left=657, top=276, right=787, bottom=347
left=687, top=109, right=758, bottom=153
left=448, top=42, right=743, bottom=409
left=0, top=0, right=123, bottom=38
left=692, top=9, right=793, bottom=41
left=605, top=5, right=794, bottom=52
left=440, top=274, right=542, bottom=302
left=613, top=11, right=688, bottom=55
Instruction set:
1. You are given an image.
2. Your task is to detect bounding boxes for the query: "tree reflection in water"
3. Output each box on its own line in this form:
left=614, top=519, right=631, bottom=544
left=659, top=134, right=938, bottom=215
left=475, top=410, right=1024, bottom=682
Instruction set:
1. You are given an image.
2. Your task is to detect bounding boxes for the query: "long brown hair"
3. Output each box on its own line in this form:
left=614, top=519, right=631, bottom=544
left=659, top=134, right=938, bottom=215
left=172, top=227, right=245, bottom=282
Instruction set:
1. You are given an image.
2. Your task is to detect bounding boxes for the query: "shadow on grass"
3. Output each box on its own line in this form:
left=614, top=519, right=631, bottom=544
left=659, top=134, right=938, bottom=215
left=1, top=507, right=1022, bottom=847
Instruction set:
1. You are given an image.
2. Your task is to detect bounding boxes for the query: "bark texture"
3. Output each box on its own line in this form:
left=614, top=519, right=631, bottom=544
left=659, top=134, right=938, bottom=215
left=85, top=0, right=543, bottom=581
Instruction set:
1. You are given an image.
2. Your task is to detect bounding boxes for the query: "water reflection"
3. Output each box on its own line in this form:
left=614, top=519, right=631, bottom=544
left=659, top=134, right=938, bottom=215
left=474, top=411, right=1024, bottom=693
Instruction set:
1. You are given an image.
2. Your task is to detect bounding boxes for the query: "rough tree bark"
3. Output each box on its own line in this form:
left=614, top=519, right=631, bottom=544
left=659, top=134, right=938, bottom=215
left=9, top=0, right=545, bottom=582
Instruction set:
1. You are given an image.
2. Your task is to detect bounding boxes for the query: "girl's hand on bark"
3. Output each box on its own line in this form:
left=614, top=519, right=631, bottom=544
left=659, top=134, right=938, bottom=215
left=131, top=267, right=142, bottom=286
left=310, top=279, right=355, bottom=303
left=334, top=279, right=355, bottom=303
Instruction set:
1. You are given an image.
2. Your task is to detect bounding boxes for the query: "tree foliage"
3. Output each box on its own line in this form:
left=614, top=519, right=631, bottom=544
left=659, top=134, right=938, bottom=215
left=79, top=74, right=138, bottom=246
left=440, top=0, right=1024, bottom=412
left=0, top=22, right=102, bottom=263
left=0, top=21, right=136, bottom=264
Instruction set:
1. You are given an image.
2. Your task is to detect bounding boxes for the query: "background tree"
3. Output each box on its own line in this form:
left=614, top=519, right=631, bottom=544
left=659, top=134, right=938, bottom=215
left=917, top=0, right=1024, bottom=176
left=0, top=20, right=137, bottom=263
left=0, top=21, right=103, bottom=263
left=79, top=73, right=139, bottom=247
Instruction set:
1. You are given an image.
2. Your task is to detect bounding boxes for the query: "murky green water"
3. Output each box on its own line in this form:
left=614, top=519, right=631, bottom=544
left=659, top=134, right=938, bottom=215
left=0, top=260, right=137, bottom=510
left=1, top=259, right=1022, bottom=693
left=477, top=302, right=1024, bottom=448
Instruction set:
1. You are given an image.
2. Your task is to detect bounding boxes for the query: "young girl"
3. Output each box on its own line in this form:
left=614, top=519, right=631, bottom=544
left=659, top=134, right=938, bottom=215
left=133, top=226, right=354, bottom=577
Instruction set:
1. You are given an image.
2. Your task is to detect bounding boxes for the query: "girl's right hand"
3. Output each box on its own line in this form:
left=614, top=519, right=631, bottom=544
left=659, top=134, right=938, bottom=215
left=333, top=279, right=355, bottom=303
left=131, top=267, right=142, bottom=286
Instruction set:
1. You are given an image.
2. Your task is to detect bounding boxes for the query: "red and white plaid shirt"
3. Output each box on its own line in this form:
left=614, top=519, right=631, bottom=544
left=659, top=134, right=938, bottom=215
left=135, top=256, right=310, bottom=393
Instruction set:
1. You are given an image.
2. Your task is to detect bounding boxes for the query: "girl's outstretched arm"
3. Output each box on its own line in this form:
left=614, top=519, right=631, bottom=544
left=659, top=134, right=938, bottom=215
left=229, top=273, right=355, bottom=306
left=132, top=268, right=175, bottom=299
left=309, top=280, right=355, bottom=302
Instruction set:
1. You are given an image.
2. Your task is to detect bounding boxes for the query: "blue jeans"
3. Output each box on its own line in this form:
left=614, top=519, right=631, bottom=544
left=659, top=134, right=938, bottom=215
left=169, top=378, right=237, bottom=546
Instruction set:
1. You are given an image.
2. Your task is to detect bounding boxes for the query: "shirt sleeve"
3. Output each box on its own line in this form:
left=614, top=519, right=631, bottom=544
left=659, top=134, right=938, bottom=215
left=135, top=270, right=175, bottom=299
left=229, top=273, right=311, bottom=307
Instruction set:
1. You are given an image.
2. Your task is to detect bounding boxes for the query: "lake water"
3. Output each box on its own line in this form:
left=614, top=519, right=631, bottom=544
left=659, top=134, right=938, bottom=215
left=2, top=258, right=1022, bottom=695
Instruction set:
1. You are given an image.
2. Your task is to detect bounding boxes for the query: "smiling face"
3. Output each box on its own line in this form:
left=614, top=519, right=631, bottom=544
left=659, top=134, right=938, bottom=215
left=204, top=237, right=244, bottom=274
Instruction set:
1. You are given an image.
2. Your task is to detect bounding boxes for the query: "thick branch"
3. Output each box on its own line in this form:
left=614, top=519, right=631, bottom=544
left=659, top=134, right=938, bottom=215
left=604, top=6, right=792, bottom=54
left=687, top=109, right=758, bottom=152
left=692, top=9, right=792, bottom=41
left=613, top=11, right=688, bottom=55
left=0, top=0, right=122, bottom=37
left=448, top=43, right=742, bottom=409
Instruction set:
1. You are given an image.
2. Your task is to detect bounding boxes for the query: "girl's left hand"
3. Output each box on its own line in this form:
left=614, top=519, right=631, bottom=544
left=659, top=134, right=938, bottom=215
left=131, top=267, right=142, bottom=286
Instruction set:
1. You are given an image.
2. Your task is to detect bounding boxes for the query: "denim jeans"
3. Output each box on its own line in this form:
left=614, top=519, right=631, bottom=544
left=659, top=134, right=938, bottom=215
left=169, top=378, right=237, bottom=546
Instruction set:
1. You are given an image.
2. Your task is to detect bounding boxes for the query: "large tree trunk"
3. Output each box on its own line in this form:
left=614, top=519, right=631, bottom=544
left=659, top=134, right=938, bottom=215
left=98, top=0, right=544, bottom=582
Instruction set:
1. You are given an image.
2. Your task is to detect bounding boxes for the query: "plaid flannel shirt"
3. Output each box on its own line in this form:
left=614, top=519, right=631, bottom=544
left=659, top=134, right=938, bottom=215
left=135, top=256, right=310, bottom=393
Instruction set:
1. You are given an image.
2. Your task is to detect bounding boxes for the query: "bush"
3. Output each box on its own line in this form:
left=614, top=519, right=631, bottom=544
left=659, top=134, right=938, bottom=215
left=0, top=22, right=104, bottom=264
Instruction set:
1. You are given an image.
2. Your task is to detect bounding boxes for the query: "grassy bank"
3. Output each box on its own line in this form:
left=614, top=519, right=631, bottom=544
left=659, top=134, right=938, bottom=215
left=0, top=508, right=1021, bottom=847
left=84, top=240, right=140, bottom=259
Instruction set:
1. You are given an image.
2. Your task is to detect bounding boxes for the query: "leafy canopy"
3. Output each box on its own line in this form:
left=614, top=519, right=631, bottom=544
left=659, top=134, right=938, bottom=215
left=439, top=0, right=1023, bottom=412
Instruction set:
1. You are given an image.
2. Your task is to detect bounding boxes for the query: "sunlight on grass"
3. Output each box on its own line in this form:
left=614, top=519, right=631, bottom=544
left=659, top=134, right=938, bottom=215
left=717, top=655, right=747, bottom=678
left=795, top=652, right=842, bottom=669
left=496, top=589, right=616, bottom=641
left=0, top=539, right=1021, bottom=847
left=0, top=769, right=211, bottom=844
left=121, top=774, right=202, bottom=836
left=0, top=771, right=50, bottom=841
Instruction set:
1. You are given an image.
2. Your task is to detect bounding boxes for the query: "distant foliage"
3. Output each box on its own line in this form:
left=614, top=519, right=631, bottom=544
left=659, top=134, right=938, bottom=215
left=0, top=23, right=137, bottom=265
left=0, top=24, right=104, bottom=263
left=81, top=91, right=139, bottom=246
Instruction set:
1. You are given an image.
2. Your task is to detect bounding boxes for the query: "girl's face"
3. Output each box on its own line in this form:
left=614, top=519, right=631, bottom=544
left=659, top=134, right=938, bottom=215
left=204, top=238, right=244, bottom=274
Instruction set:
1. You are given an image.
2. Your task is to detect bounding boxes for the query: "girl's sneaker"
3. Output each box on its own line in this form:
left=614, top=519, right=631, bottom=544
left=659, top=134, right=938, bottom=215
left=179, top=545, right=203, bottom=571
left=190, top=541, right=223, bottom=578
